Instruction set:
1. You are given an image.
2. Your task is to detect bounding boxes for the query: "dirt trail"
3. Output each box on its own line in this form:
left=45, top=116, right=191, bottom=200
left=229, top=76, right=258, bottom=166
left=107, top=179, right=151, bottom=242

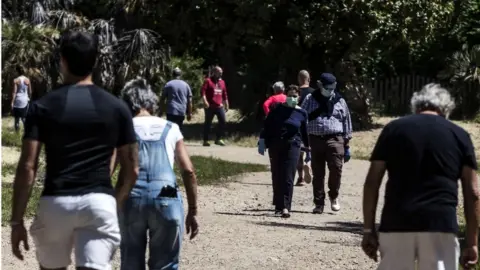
left=2, top=145, right=383, bottom=270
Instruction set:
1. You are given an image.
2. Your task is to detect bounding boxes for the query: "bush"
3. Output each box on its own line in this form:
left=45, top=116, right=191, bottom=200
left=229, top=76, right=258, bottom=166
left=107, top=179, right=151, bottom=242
left=1, top=155, right=268, bottom=225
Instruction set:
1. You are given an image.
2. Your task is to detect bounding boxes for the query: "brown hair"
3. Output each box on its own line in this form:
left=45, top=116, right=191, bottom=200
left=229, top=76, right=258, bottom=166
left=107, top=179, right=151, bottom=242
left=287, top=84, right=299, bottom=94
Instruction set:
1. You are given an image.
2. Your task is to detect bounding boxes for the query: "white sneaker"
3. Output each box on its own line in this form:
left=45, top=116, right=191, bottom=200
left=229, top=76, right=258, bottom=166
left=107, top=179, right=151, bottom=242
left=303, top=163, right=312, bottom=184
left=330, top=198, right=341, bottom=212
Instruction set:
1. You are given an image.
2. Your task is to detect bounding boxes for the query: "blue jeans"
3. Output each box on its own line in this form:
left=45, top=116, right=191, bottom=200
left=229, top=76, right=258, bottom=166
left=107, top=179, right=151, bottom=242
left=120, top=194, right=185, bottom=270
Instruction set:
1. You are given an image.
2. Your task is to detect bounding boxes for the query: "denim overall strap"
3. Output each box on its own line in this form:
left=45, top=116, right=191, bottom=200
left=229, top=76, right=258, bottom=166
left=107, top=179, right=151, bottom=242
left=160, top=122, right=173, bottom=141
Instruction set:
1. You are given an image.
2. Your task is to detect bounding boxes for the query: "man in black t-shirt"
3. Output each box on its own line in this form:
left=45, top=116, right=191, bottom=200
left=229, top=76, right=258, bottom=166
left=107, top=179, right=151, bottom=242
left=10, top=30, right=139, bottom=269
left=361, top=83, right=479, bottom=270
left=295, top=70, right=314, bottom=186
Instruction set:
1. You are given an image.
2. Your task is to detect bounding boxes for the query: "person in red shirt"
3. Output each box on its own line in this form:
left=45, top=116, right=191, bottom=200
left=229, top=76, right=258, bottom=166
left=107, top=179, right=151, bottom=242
left=263, top=81, right=287, bottom=116
left=201, top=66, right=229, bottom=146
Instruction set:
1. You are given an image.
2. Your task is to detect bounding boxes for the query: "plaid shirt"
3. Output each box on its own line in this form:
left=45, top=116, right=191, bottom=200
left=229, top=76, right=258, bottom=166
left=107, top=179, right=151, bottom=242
left=301, top=93, right=353, bottom=139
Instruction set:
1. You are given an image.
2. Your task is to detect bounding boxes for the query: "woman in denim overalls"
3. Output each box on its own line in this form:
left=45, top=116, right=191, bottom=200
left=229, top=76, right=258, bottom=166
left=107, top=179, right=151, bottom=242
left=119, top=78, right=199, bottom=270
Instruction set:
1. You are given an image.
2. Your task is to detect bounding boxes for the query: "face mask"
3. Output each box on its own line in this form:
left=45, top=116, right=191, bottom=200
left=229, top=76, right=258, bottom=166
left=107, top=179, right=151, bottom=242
left=321, top=88, right=334, bottom=97
left=286, top=96, right=298, bottom=107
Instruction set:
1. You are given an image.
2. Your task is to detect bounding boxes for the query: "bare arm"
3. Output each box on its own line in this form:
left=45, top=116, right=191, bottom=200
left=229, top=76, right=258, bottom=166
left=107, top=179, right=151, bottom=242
left=461, top=165, right=480, bottom=247
left=362, top=161, right=387, bottom=231
left=11, top=140, right=42, bottom=224
left=175, top=139, right=198, bottom=215
left=11, top=80, right=18, bottom=109
left=115, top=143, right=139, bottom=208
left=26, top=78, right=32, bottom=97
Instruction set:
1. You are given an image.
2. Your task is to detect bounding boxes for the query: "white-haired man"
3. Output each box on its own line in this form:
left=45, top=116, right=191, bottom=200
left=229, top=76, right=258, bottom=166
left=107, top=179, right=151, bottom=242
left=362, top=83, right=479, bottom=270
left=263, top=81, right=287, bottom=116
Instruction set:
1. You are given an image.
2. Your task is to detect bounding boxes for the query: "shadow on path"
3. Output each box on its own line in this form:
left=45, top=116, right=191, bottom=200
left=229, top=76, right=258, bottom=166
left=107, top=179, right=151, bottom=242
left=243, top=208, right=323, bottom=215
left=250, top=221, right=367, bottom=235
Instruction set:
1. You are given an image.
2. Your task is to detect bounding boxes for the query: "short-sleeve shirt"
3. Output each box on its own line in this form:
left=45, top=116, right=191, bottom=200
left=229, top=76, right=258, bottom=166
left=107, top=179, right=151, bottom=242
left=299, top=86, right=314, bottom=106
left=162, top=79, right=192, bottom=116
left=370, top=114, right=478, bottom=233
left=132, top=116, right=183, bottom=168
left=24, top=84, right=136, bottom=197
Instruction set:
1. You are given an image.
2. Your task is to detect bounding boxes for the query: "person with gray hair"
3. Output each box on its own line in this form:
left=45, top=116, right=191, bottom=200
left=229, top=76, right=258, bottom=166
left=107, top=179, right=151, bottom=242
left=120, top=78, right=199, bottom=270
left=262, top=81, right=287, bottom=116
left=159, top=67, right=193, bottom=132
left=362, top=83, right=479, bottom=270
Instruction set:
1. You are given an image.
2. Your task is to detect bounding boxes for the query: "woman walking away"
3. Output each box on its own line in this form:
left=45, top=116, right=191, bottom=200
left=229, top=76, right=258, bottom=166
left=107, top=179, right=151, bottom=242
left=120, top=78, right=199, bottom=270
left=11, top=66, right=32, bottom=132
left=258, top=85, right=310, bottom=218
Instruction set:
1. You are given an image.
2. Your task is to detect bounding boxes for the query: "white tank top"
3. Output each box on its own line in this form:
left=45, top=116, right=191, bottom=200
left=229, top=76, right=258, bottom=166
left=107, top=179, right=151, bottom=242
left=13, top=76, right=29, bottom=108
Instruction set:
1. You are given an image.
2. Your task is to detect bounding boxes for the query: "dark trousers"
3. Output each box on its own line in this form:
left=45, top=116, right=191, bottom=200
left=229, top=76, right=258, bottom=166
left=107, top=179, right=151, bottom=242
left=297, top=152, right=305, bottom=180
left=268, top=140, right=301, bottom=211
left=309, top=135, right=345, bottom=206
left=203, top=107, right=226, bottom=142
left=12, top=106, right=28, bottom=132
left=166, top=114, right=185, bottom=132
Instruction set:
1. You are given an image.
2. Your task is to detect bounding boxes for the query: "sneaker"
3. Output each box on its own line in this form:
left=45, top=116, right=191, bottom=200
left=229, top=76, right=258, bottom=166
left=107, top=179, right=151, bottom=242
left=282, top=209, right=291, bottom=218
left=303, top=164, right=312, bottom=184
left=274, top=209, right=282, bottom=216
left=312, top=205, right=324, bottom=214
left=295, top=178, right=305, bottom=186
left=215, top=140, right=226, bottom=146
left=330, top=198, right=341, bottom=212
left=203, top=141, right=211, bottom=147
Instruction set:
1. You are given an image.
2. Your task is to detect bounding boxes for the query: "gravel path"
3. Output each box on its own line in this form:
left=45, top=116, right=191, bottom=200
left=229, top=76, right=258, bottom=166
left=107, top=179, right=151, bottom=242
left=2, top=145, right=384, bottom=270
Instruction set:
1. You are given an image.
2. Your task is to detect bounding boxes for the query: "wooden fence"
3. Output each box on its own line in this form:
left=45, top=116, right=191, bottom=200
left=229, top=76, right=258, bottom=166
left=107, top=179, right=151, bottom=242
left=366, top=74, right=480, bottom=116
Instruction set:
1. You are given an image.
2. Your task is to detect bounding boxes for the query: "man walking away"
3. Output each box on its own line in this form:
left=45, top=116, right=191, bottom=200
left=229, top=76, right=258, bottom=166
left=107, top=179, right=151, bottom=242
left=296, top=70, right=315, bottom=186
left=160, top=67, right=193, bottom=132
left=10, top=30, right=139, bottom=270
left=262, top=81, right=286, bottom=116
left=201, top=66, right=229, bottom=146
left=11, top=66, right=32, bottom=132
left=301, top=73, right=352, bottom=214
left=362, top=83, right=479, bottom=270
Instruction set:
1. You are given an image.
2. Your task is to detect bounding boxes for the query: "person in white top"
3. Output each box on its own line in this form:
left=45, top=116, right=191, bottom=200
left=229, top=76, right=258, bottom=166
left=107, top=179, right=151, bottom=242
left=11, top=66, right=32, bottom=132
left=119, top=78, right=199, bottom=270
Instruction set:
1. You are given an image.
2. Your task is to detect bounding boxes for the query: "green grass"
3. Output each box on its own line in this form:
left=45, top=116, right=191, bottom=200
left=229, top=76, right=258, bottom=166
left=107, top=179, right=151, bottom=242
left=2, top=124, right=22, bottom=148
left=1, top=155, right=268, bottom=225
left=2, top=162, right=17, bottom=177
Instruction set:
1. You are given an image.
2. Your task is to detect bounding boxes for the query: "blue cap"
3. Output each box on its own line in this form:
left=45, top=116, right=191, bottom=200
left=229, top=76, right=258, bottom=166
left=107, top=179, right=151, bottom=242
left=319, top=73, right=336, bottom=86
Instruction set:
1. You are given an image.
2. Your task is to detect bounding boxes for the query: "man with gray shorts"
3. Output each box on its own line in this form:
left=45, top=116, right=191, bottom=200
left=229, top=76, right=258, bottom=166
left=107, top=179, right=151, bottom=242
left=10, top=30, right=139, bottom=270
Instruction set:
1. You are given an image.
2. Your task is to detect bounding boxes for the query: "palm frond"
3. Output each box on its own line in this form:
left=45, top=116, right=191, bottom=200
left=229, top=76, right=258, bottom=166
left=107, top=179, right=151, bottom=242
left=48, top=9, right=87, bottom=30
left=88, top=19, right=117, bottom=45
left=115, top=28, right=159, bottom=63
left=31, top=1, right=49, bottom=25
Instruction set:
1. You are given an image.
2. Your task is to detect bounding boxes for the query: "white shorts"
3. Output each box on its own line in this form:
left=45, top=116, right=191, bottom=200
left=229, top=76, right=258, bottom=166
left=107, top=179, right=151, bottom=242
left=30, top=193, right=121, bottom=270
left=378, top=232, right=459, bottom=270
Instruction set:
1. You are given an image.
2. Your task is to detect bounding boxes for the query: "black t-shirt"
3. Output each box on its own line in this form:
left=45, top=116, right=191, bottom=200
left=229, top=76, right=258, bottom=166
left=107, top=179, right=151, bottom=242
left=24, top=84, right=136, bottom=196
left=371, top=114, right=477, bottom=233
left=299, top=87, right=314, bottom=106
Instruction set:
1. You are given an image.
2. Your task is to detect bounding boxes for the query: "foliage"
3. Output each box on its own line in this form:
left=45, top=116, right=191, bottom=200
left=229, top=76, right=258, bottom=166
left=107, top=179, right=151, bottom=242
left=439, top=44, right=480, bottom=118
left=2, top=0, right=480, bottom=120
left=1, top=155, right=268, bottom=225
